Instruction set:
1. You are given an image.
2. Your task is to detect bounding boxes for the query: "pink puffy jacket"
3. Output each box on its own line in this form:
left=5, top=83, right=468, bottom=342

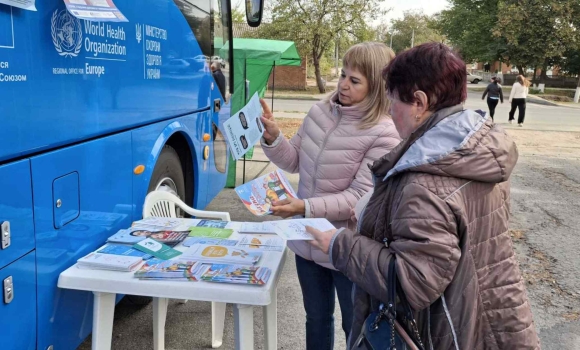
left=262, top=92, right=401, bottom=268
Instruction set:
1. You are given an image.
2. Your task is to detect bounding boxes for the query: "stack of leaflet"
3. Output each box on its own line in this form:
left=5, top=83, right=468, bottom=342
left=181, top=244, right=262, bottom=265
left=106, top=228, right=189, bottom=247
left=200, top=264, right=272, bottom=285
left=77, top=252, right=142, bottom=272
left=97, top=244, right=153, bottom=260
left=237, top=222, right=279, bottom=235
left=134, top=259, right=203, bottom=281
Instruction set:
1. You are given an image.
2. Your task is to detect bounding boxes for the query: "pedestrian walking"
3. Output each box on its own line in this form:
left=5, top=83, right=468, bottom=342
left=482, top=76, right=503, bottom=120
left=308, top=43, right=540, bottom=350
left=259, top=42, right=401, bottom=350
left=509, top=75, right=531, bottom=127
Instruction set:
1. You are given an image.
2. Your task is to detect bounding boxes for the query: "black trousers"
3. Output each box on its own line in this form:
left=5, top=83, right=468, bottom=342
left=487, top=97, right=499, bottom=119
left=509, top=98, right=527, bottom=124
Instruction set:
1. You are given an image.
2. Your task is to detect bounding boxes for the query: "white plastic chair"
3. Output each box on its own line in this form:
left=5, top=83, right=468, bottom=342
left=143, top=190, right=230, bottom=349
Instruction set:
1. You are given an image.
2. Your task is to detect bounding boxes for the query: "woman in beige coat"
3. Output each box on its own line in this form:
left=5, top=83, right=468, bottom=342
left=259, top=42, right=401, bottom=349
left=309, top=43, right=540, bottom=349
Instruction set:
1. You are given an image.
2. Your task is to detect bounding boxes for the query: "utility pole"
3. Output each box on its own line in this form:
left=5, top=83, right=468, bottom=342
left=411, top=28, right=415, bottom=48
left=390, top=31, right=393, bottom=49
left=335, top=40, right=339, bottom=78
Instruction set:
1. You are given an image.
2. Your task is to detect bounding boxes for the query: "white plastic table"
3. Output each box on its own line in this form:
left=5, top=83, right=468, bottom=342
left=58, top=228, right=287, bottom=350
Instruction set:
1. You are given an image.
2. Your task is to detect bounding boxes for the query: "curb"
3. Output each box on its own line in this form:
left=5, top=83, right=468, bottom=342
left=272, top=95, right=322, bottom=101
left=526, top=96, right=559, bottom=107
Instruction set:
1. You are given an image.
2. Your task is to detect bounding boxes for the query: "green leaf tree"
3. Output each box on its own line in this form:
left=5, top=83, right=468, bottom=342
left=250, top=0, right=385, bottom=93
left=388, top=10, right=445, bottom=54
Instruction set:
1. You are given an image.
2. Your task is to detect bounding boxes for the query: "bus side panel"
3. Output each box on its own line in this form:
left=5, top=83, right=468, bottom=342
left=131, top=111, right=218, bottom=220
left=31, top=133, right=133, bottom=350
left=0, top=251, right=36, bottom=350
left=0, top=0, right=210, bottom=162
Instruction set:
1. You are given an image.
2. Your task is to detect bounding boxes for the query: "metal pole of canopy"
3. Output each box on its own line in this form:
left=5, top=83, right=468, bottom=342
left=271, top=61, right=275, bottom=111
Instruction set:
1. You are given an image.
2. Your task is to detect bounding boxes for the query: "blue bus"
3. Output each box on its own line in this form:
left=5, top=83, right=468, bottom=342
left=0, top=1, right=263, bottom=349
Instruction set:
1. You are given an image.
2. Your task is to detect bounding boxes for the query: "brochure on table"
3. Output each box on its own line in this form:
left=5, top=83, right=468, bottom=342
left=223, top=92, right=265, bottom=160
left=235, top=170, right=298, bottom=216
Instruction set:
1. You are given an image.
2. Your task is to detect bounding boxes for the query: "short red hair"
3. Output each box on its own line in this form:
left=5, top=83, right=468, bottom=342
left=383, top=43, right=467, bottom=111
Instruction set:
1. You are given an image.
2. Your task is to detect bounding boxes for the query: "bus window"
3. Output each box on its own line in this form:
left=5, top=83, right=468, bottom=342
left=173, top=0, right=212, bottom=57
left=211, top=0, right=231, bottom=97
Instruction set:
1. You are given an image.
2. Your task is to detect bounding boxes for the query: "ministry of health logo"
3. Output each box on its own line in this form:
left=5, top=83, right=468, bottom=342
left=136, top=23, right=142, bottom=43
left=51, top=9, right=82, bottom=58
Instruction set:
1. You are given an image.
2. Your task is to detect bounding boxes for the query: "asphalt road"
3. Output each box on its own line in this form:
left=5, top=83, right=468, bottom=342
left=273, top=92, right=580, bottom=131
left=79, top=95, right=579, bottom=350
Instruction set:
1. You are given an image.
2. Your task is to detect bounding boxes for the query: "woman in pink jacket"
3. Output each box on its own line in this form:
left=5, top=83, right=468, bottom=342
left=259, top=42, right=401, bottom=349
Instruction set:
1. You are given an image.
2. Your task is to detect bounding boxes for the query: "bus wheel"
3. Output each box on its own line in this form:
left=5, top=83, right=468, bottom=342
left=148, top=145, right=186, bottom=205
left=124, top=145, right=187, bottom=306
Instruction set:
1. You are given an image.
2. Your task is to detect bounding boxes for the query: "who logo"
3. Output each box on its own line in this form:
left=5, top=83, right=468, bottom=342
left=51, top=9, right=82, bottom=58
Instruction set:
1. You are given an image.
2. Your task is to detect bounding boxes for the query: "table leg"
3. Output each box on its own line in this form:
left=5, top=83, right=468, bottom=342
left=153, top=297, right=169, bottom=350
left=92, top=292, right=116, bottom=350
left=263, top=288, right=277, bottom=350
left=233, top=304, right=254, bottom=350
left=211, top=302, right=227, bottom=348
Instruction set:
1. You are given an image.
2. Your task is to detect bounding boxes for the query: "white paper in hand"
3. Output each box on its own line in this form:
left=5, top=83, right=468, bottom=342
left=223, top=92, right=265, bottom=160
left=271, top=218, right=335, bottom=240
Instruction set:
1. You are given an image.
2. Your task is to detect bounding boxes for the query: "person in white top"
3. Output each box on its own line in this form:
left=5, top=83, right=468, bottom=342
left=509, top=75, right=530, bottom=126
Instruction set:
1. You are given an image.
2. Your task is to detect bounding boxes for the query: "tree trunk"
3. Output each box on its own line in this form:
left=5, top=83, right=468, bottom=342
left=539, top=59, right=549, bottom=83
left=532, top=69, right=537, bottom=86
left=313, top=55, right=326, bottom=93
left=517, top=65, right=525, bottom=76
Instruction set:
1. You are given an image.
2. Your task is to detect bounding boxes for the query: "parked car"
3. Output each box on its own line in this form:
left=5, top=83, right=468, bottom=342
left=467, top=72, right=483, bottom=84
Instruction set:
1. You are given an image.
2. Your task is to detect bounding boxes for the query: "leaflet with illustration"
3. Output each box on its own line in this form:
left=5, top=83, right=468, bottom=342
left=271, top=218, right=336, bottom=240
left=97, top=244, right=153, bottom=260
left=237, top=235, right=285, bottom=252
left=107, top=228, right=188, bottom=246
left=223, top=92, right=265, bottom=160
left=188, top=227, right=233, bottom=239
left=235, top=170, right=297, bottom=216
left=134, top=259, right=201, bottom=281
left=0, top=0, right=36, bottom=11
left=131, top=217, right=184, bottom=231
left=182, top=237, right=238, bottom=248
left=63, top=0, right=128, bottom=22
left=133, top=238, right=182, bottom=260
left=201, top=264, right=271, bottom=285
left=181, top=244, right=262, bottom=265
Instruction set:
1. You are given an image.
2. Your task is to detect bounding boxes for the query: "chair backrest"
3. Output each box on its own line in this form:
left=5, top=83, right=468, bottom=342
left=143, top=191, right=231, bottom=221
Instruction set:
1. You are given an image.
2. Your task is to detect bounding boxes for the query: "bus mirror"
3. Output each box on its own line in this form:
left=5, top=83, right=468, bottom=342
left=246, top=0, right=264, bottom=27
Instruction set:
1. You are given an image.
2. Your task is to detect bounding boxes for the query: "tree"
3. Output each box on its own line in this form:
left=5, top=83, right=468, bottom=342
left=436, top=0, right=507, bottom=64
left=250, top=0, right=384, bottom=93
left=495, top=0, right=578, bottom=83
left=388, top=11, right=444, bottom=54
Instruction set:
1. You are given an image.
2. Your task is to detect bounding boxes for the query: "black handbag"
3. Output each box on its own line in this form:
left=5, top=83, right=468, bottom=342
left=355, top=257, right=425, bottom=350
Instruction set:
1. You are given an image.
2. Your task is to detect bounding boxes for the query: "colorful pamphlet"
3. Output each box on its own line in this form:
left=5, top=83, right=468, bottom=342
left=196, top=220, right=230, bottom=229
left=131, top=217, right=183, bottom=231
left=188, top=227, right=233, bottom=239
left=181, top=244, right=262, bottom=265
left=182, top=238, right=238, bottom=248
left=271, top=218, right=336, bottom=240
left=133, top=238, right=182, bottom=260
left=97, top=244, right=153, bottom=260
left=77, top=252, right=142, bottom=272
left=235, top=170, right=298, bottom=216
left=237, top=235, right=286, bottom=252
left=107, top=228, right=188, bottom=246
left=134, top=259, right=201, bottom=281
left=238, top=222, right=280, bottom=234
left=201, top=264, right=272, bottom=285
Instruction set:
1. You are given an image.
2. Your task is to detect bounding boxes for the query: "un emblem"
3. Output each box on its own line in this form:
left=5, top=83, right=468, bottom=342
left=51, top=9, right=82, bottom=58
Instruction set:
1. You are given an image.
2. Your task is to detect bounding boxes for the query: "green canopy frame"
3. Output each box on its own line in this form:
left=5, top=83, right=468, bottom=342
left=220, top=38, right=301, bottom=187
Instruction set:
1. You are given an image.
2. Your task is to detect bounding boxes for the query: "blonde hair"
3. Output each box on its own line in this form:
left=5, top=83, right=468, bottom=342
left=328, top=42, right=395, bottom=129
left=516, top=75, right=531, bottom=87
